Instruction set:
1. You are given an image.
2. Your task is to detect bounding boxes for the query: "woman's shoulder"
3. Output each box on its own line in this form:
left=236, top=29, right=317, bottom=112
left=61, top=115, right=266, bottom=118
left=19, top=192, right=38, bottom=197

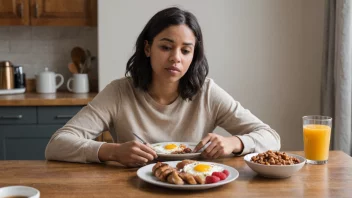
left=109, top=77, right=133, bottom=86
left=202, top=77, right=218, bottom=90
left=200, top=77, right=230, bottom=98
left=95, top=77, right=135, bottom=104
left=106, top=77, right=134, bottom=90
left=192, top=77, right=219, bottom=99
left=97, top=77, right=135, bottom=97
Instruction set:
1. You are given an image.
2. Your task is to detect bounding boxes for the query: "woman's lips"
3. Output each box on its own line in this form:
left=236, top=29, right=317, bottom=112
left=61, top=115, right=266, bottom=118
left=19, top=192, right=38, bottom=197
left=165, top=66, right=180, bottom=72
left=165, top=66, right=181, bottom=74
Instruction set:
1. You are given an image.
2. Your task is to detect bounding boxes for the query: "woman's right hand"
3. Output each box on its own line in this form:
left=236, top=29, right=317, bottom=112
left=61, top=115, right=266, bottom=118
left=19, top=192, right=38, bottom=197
left=98, top=141, right=157, bottom=167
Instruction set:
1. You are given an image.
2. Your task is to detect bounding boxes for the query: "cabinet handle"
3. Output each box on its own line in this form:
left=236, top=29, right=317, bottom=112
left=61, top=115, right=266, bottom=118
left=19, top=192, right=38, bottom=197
left=55, top=115, right=74, bottom=119
left=34, top=4, right=39, bottom=18
left=18, top=3, right=23, bottom=18
left=0, top=115, right=23, bottom=119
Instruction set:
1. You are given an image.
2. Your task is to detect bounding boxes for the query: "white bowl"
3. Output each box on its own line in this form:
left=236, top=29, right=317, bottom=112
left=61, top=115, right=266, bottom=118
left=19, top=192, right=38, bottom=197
left=0, top=186, right=40, bottom=198
left=244, top=152, right=306, bottom=178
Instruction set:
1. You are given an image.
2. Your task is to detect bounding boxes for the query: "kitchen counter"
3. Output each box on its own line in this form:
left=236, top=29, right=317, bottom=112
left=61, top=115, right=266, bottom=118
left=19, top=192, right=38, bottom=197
left=0, top=92, right=97, bottom=106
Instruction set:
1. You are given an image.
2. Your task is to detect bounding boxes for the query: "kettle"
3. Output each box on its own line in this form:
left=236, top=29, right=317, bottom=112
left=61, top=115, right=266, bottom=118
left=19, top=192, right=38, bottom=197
left=0, top=61, right=14, bottom=90
left=35, top=67, right=64, bottom=93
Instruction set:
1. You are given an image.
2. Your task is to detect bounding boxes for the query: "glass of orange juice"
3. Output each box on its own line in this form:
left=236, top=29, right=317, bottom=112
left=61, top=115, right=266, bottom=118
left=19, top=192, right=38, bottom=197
left=303, top=115, right=332, bottom=165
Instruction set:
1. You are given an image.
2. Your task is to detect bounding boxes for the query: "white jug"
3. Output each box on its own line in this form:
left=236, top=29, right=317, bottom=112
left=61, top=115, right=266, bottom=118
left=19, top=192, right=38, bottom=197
left=36, top=67, right=64, bottom=93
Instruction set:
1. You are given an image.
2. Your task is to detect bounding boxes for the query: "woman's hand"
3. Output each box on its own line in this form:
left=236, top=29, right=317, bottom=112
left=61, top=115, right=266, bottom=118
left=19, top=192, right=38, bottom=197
left=98, top=141, right=157, bottom=167
left=193, top=133, right=244, bottom=159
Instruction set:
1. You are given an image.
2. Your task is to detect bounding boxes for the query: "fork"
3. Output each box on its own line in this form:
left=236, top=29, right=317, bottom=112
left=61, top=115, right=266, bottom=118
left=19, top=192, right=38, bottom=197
left=132, top=133, right=160, bottom=163
left=133, top=133, right=148, bottom=145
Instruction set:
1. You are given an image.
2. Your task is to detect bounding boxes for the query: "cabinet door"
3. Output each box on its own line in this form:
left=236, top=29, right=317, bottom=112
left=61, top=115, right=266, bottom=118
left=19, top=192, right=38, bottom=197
left=0, top=0, right=29, bottom=25
left=0, top=125, right=60, bottom=160
left=0, top=107, right=37, bottom=125
left=37, top=106, right=82, bottom=124
left=30, top=0, right=97, bottom=26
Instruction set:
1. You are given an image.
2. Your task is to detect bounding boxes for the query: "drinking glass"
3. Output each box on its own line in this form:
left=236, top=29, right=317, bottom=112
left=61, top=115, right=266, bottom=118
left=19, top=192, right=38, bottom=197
left=303, top=115, right=332, bottom=165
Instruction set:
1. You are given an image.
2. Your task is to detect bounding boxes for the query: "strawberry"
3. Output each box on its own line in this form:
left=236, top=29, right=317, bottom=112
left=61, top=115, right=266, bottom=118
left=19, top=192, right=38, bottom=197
left=222, top=169, right=230, bottom=177
left=212, top=172, right=227, bottom=180
left=205, top=175, right=220, bottom=184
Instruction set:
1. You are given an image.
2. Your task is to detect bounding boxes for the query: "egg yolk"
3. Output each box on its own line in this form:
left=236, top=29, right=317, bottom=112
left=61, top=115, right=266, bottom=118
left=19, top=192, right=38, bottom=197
left=194, top=164, right=211, bottom=172
left=164, top=144, right=177, bottom=150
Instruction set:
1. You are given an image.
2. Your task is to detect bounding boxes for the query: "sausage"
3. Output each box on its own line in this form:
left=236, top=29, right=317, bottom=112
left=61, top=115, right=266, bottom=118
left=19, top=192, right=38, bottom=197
left=176, top=160, right=195, bottom=170
left=193, top=175, right=205, bottom=184
left=159, top=168, right=174, bottom=182
left=167, top=170, right=184, bottom=185
left=178, top=172, right=197, bottom=185
left=155, top=164, right=171, bottom=178
left=152, top=162, right=164, bottom=174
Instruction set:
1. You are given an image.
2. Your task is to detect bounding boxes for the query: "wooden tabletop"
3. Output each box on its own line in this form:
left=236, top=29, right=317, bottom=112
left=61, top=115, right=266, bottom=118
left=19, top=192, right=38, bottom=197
left=0, top=92, right=97, bottom=106
left=0, top=151, right=351, bottom=198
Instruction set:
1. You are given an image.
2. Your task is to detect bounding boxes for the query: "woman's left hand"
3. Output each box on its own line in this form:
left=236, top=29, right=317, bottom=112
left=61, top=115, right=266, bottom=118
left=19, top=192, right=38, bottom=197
left=193, top=133, right=244, bottom=159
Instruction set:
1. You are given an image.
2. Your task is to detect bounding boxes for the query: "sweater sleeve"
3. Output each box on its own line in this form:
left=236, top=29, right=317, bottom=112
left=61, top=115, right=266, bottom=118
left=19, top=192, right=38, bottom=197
left=206, top=79, right=281, bottom=155
left=45, top=81, right=120, bottom=163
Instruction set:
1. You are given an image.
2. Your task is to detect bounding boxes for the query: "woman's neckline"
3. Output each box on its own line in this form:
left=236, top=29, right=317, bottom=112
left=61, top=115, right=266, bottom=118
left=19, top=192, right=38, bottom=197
left=143, top=90, right=181, bottom=109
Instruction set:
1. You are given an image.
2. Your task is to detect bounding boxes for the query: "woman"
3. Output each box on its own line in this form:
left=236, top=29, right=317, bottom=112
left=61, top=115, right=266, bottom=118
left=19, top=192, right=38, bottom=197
left=45, top=7, right=280, bottom=167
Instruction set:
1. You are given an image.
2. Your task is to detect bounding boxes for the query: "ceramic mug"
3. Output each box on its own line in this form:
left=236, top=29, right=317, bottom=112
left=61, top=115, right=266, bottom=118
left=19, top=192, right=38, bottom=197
left=67, top=74, right=89, bottom=93
left=0, top=185, right=40, bottom=198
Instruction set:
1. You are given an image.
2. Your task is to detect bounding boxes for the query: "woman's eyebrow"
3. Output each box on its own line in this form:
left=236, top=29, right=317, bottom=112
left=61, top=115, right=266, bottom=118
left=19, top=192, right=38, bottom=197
left=159, top=38, right=194, bottom=46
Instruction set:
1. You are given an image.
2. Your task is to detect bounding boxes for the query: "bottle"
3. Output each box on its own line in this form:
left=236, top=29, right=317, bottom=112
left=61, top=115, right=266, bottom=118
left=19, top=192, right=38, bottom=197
left=0, top=60, right=14, bottom=89
left=13, top=65, right=26, bottom=89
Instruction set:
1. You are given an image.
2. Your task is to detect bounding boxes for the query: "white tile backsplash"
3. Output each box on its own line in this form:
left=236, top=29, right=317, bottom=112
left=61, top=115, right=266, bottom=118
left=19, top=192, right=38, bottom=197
left=31, top=27, right=60, bottom=40
left=0, top=40, right=10, bottom=52
left=10, top=40, right=32, bottom=53
left=57, top=27, right=81, bottom=39
left=0, top=27, right=11, bottom=39
left=9, top=27, right=32, bottom=40
left=0, top=26, right=98, bottom=90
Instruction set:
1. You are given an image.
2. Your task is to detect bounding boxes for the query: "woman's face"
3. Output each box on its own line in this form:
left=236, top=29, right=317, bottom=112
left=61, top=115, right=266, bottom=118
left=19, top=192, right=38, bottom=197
left=145, top=24, right=196, bottom=84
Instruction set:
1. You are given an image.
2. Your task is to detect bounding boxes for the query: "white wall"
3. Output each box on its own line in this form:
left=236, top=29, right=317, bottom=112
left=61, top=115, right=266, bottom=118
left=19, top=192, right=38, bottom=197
left=98, top=0, right=325, bottom=150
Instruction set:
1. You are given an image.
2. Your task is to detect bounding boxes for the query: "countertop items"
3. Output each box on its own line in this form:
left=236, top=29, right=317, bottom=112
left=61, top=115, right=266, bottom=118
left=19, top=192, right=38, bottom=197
left=35, top=67, right=64, bottom=94
left=0, top=61, right=14, bottom=89
left=0, top=88, right=26, bottom=95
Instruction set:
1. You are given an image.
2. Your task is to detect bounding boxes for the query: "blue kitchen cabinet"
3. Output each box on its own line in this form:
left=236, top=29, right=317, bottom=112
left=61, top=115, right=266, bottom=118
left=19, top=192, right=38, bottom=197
left=0, top=125, right=60, bottom=160
left=0, top=106, right=83, bottom=160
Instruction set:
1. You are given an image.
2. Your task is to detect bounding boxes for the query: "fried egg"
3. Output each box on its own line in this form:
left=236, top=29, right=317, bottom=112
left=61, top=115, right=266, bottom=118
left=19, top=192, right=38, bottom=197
left=183, top=162, right=224, bottom=178
left=152, top=143, right=185, bottom=154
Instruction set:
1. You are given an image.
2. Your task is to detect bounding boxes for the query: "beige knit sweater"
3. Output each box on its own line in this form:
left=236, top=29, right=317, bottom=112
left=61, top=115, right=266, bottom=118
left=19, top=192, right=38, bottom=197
left=45, top=77, right=280, bottom=163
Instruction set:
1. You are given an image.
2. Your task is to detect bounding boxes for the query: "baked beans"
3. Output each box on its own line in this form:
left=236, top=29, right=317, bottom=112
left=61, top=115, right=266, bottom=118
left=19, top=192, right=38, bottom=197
left=250, top=150, right=300, bottom=165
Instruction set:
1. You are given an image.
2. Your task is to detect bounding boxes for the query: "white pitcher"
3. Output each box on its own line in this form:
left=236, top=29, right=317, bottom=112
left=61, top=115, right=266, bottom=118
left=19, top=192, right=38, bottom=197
left=36, top=67, right=64, bottom=93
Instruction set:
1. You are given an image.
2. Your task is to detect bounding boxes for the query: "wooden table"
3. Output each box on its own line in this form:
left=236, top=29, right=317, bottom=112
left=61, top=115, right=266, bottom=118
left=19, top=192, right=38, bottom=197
left=0, top=151, right=351, bottom=198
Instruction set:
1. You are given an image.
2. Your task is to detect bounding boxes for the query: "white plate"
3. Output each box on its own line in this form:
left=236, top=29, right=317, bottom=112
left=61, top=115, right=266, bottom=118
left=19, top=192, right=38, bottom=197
left=0, top=88, right=25, bottom=95
left=137, top=161, right=239, bottom=190
left=151, top=142, right=202, bottom=160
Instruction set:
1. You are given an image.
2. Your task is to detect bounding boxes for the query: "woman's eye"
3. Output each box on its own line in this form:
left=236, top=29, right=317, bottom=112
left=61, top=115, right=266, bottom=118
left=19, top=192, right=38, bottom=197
left=160, top=46, right=171, bottom=51
left=182, top=49, right=190, bottom=55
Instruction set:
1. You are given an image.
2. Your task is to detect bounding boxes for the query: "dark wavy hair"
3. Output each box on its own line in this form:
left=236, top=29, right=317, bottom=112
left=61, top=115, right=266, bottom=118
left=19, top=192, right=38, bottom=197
left=125, top=7, right=209, bottom=101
